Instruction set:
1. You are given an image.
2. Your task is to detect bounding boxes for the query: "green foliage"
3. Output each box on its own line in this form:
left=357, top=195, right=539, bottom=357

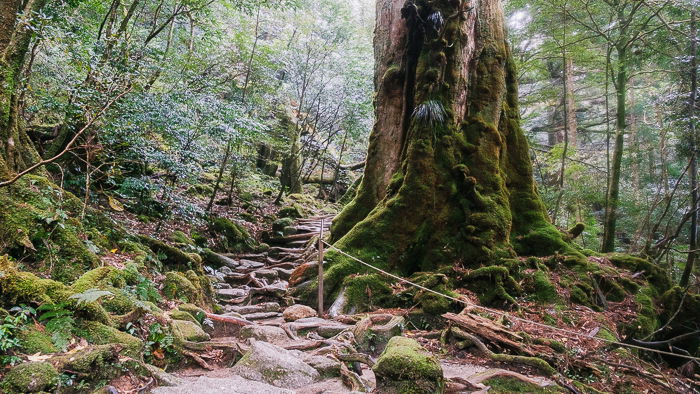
left=144, top=323, right=176, bottom=364
left=69, top=288, right=114, bottom=306
left=37, top=302, right=75, bottom=351
left=0, top=305, right=35, bottom=365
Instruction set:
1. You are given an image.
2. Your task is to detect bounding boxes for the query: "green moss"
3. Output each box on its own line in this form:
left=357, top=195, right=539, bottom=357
left=0, top=176, right=101, bottom=283
left=278, top=204, right=305, bottom=219
left=272, top=217, right=295, bottom=233
left=170, top=310, right=200, bottom=324
left=608, top=254, right=670, bottom=293
left=18, top=326, right=59, bottom=354
left=373, top=337, right=444, bottom=394
left=71, top=266, right=133, bottom=293
left=139, top=235, right=204, bottom=274
left=528, top=270, right=559, bottom=303
left=410, top=273, right=459, bottom=314
left=595, top=327, right=617, bottom=342
left=0, top=361, right=59, bottom=393
left=186, top=184, right=214, bottom=197
left=462, top=266, right=520, bottom=305
left=52, top=344, right=121, bottom=379
left=208, top=217, right=255, bottom=253
left=569, top=285, right=592, bottom=307
left=622, top=286, right=658, bottom=339
left=162, top=271, right=210, bottom=308
left=171, top=319, right=210, bottom=343
left=78, top=321, right=143, bottom=357
left=170, top=230, right=195, bottom=245
left=343, top=273, right=395, bottom=313
left=177, top=303, right=207, bottom=323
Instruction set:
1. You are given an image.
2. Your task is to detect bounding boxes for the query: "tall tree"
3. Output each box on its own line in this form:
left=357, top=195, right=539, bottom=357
left=324, top=0, right=572, bottom=299
left=0, top=0, right=47, bottom=178
left=682, top=9, right=698, bottom=287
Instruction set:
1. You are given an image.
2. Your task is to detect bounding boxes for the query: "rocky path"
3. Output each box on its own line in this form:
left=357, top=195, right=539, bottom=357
left=153, top=215, right=555, bottom=393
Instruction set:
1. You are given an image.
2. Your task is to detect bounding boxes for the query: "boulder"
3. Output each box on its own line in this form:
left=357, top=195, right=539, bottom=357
left=373, top=337, right=444, bottom=394
left=231, top=341, right=319, bottom=389
left=283, top=304, right=318, bottom=322
left=240, top=325, right=290, bottom=345
left=0, top=362, right=59, bottom=393
left=172, top=319, right=211, bottom=342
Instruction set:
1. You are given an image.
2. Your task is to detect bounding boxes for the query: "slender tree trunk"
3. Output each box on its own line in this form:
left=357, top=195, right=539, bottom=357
left=682, top=10, right=698, bottom=287
left=602, top=45, right=628, bottom=253
left=552, top=53, right=577, bottom=225
left=322, top=0, right=571, bottom=301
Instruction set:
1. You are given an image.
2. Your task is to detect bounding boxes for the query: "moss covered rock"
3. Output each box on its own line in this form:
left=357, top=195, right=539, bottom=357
left=177, top=303, right=207, bottom=323
left=162, top=271, right=209, bottom=307
left=209, top=217, right=255, bottom=253
left=18, top=326, right=58, bottom=354
left=139, top=236, right=204, bottom=274
left=78, top=321, right=143, bottom=357
left=171, top=319, right=210, bottom=342
left=278, top=204, right=305, bottom=219
left=0, top=361, right=59, bottom=393
left=273, top=217, right=295, bottom=233
left=373, top=336, right=444, bottom=394
left=51, top=344, right=123, bottom=383
left=169, top=310, right=200, bottom=324
left=0, top=176, right=102, bottom=283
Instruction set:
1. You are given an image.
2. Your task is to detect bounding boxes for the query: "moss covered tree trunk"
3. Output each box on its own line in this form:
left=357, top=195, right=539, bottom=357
left=325, top=0, right=570, bottom=295
left=0, top=0, right=46, bottom=180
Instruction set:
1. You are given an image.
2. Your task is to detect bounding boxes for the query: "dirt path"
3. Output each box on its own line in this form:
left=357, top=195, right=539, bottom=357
left=152, top=215, right=553, bottom=393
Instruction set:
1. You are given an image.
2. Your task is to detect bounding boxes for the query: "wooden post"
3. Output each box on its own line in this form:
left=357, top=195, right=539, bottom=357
left=317, top=219, right=325, bottom=315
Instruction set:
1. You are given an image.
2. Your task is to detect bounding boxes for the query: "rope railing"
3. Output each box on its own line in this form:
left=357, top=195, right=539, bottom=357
left=320, top=239, right=700, bottom=362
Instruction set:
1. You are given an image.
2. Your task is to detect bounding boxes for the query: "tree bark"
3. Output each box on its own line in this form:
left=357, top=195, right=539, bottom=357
left=0, top=0, right=47, bottom=178
left=324, top=0, right=570, bottom=298
left=331, top=0, right=410, bottom=239
left=601, top=43, right=628, bottom=253
left=681, top=10, right=698, bottom=288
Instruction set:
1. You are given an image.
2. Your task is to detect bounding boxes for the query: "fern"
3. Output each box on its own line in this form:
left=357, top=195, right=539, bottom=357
left=413, top=100, right=447, bottom=127
left=68, top=288, right=113, bottom=306
left=37, top=303, right=75, bottom=351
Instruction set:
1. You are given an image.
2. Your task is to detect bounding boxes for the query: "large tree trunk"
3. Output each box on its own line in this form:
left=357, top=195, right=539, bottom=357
left=0, top=0, right=46, bottom=179
left=324, top=0, right=571, bottom=298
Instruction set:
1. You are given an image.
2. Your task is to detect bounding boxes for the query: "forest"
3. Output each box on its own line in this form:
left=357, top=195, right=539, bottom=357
left=0, top=0, right=698, bottom=392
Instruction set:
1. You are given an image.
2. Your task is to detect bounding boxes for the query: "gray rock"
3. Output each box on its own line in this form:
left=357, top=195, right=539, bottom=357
left=283, top=304, right=317, bottom=322
left=254, top=269, right=279, bottom=280
left=217, top=288, right=247, bottom=299
left=302, top=354, right=341, bottom=378
left=239, top=325, right=290, bottom=345
left=219, top=266, right=234, bottom=275
left=152, top=375, right=293, bottom=394
left=225, top=302, right=280, bottom=315
left=231, top=341, right=320, bottom=389
left=239, top=259, right=265, bottom=269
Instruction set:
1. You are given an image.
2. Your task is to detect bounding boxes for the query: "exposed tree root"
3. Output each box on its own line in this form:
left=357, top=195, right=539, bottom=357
left=450, top=327, right=556, bottom=376
left=340, top=363, right=371, bottom=392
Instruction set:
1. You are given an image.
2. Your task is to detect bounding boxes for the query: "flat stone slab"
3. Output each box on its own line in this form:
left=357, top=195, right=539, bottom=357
left=225, top=302, right=281, bottom=315
left=240, top=325, right=290, bottom=345
left=231, top=341, right=320, bottom=389
left=152, top=375, right=293, bottom=394
left=217, top=288, right=248, bottom=299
